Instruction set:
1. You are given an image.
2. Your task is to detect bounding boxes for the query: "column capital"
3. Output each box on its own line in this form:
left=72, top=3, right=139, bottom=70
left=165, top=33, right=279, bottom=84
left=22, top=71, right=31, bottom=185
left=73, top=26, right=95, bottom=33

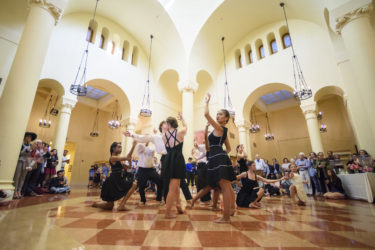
left=236, top=120, right=250, bottom=130
left=300, top=101, right=318, bottom=121
left=178, top=80, right=198, bottom=93
left=29, top=0, right=68, bottom=25
left=121, top=116, right=137, bottom=129
left=332, top=1, right=373, bottom=34
left=60, top=97, right=77, bottom=110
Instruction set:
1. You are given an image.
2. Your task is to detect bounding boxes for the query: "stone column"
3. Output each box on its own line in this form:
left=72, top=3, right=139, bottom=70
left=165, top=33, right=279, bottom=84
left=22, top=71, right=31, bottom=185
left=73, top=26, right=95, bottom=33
left=121, top=118, right=137, bottom=157
left=53, top=97, right=76, bottom=171
left=300, top=101, right=324, bottom=153
left=333, top=1, right=375, bottom=152
left=0, top=0, right=67, bottom=195
left=178, top=81, right=198, bottom=158
left=237, top=120, right=252, bottom=159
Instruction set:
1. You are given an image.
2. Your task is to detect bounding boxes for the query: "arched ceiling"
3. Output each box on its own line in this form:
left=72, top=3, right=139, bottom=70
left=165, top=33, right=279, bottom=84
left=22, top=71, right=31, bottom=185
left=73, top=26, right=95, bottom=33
left=189, top=0, right=326, bottom=76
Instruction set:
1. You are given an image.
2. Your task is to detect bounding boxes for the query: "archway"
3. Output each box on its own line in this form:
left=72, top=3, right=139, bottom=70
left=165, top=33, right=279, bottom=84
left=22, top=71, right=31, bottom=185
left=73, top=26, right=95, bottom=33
left=314, top=85, right=356, bottom=154
left=194, top=70, right=214, bottom=134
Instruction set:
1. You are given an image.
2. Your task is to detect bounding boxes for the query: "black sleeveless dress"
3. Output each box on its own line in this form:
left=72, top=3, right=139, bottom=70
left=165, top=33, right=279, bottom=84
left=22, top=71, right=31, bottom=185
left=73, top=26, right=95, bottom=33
left=236, top=172, right=262, bottom=207
left=206, top=126, right=236, bottom=188
left=161, top=130, right=186, bottom=180
left=238, top=157, right=247, bottom=173
left=100, top=160, right=133, bottom=202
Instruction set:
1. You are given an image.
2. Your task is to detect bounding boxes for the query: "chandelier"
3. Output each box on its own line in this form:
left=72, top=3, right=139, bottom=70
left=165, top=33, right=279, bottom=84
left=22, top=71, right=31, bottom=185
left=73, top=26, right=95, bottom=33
left=39, top=95, right=53, bottom=128
left=221, top=37, right=235, bottom=117
left=49, top=95, right=59, bottom=116
left=140, top=35, right=154, bottom=117
left=70, top=0, right=100, bottom=96
left=90, top=108, right=100, bottom=137
left=108, top=100, right=121, bottom=129
left=264, top=113, right=274, bottom=141
left=317, top=111, right=322, bottom=120
left=318, top=111, right=327, bottom=133
left=249, top=107, right=260, bottom=133
left=280, top=2, right=312, bottom=100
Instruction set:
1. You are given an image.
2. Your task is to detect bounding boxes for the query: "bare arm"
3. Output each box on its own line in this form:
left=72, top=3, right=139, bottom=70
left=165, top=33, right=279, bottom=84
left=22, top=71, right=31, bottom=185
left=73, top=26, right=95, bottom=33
left=236, top=172, right=247, bottom=180
left=204, top=93, right=223, bottom=133
left=110, top=141, right=137, bottom=163
left=178, top=112, right=187, bottom=135
left=258, top=175, right=284, bottom=184
left=204, top=123, right=210, bottom=152
left=224, top=136, right=231, bottom=153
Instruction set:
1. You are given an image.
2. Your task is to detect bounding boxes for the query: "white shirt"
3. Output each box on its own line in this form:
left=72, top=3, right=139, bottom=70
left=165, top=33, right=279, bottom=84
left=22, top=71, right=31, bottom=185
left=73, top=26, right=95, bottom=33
left=255, top=158, right=268, bottom=171
left=132, top=134, right=167, bottom=155
left=61, top=155, right=69, bottom=170
left=193, top=144, right=207, bottom=163
left=136, top=144, right=155, bottom=168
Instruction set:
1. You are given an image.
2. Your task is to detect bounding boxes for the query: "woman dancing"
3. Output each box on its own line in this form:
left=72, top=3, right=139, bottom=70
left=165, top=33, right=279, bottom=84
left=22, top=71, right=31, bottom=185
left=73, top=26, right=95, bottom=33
left=162, top=113, right=187, bottom=218
left=93, top=140, right=137, bottom=211
left=236, top=161, right=283, bottom=208
left=236, top=145, right=248, bottom=173
left=288, top=164, right=308, bottom=206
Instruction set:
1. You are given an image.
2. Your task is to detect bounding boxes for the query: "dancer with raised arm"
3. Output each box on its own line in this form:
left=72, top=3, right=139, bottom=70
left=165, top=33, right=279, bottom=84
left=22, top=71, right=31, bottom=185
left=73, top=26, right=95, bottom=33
left=93, top=140, right=137, bottom=211
left=162, top=113, right=187, bottom=218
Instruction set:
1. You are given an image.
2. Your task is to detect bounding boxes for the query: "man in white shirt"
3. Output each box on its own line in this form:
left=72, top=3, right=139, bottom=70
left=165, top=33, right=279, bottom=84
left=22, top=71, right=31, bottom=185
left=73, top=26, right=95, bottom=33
left=124, top=132, right=164, bottom=204
left=254, top=154, right=268, bottom=177
left=61, top=150, right=70, bottom=171
left=192, top=142, right=211, bottom=202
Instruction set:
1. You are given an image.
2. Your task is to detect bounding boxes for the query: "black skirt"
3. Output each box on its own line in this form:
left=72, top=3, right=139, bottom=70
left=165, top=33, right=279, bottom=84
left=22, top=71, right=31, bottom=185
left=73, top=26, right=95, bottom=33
left=236, top=188, right=261, bottom=207
left=207, top=149, right=236, bottom=188
left=161, top=144, right=186, bottom=180
left=100, top=172, right=133, bottom=202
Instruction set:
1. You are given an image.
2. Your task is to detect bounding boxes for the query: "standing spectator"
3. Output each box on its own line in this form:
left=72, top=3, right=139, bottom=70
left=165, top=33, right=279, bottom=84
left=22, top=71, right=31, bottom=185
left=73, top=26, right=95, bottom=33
left=23, top=139, right=45, bottom=196
left=254, top=154, right=268, bottom=177
left=265, top=159, right=278, bottom=178
left=50, top=170, right=70, bottom=194
left=272, top=158, right=280, bottom=176
left=332, top=154, right=344, bottom=174
left=102, top=163, right=110, bottom=182
left=327, top=151, right=334, bottom=161
left=347, top=154, right=363, bottom=173
left=186, top=157, right=196, bottom=187
left=295, top=152, right=312, bottom=195
left=61, top=150, right=70, bottom=171
left=13, top=132, right=36, bottom=199
left=358, top=150, right=372, bottom=172
left=44, top=149, right=58, bottom=186
left=88, top=165, right=96, bottom=188
left=308, top=152, right=321, bottom=196
left=281, top=158, right=290, bottom=176
left=314, top=152, right=330, bottom=193
left=192, top=140, right=211, bottom=204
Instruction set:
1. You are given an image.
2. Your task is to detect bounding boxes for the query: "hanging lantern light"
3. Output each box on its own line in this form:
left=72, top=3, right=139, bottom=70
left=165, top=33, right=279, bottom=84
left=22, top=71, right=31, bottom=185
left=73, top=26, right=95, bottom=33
left=221, top=37, right=235, bottom=117
left=317, top=111, right=323, bottom=120
left=70, top=0, right=100, bottom=96
left=280, top=2, right=312, bottom=100
left=90, top=108, right=100, bottom=137
left=318, top=110, right=327, bottom=133
left=49, top=95, right=59, bottom=116
left=264, top=113, right=274, bottom=141
left=140, top=34, right=154, bottom=117
left=39, top=95, right=53, bottom=128
left=249, top=107, right=260, bottom=133
left=320, top=124, right=327, bottom=133
left=108, top=100, right=121, bottom=129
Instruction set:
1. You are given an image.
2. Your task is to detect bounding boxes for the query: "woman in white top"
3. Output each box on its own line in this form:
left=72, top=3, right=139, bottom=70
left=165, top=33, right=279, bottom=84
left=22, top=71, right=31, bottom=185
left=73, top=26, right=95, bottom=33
left=281, top=158, right=290, bottom=176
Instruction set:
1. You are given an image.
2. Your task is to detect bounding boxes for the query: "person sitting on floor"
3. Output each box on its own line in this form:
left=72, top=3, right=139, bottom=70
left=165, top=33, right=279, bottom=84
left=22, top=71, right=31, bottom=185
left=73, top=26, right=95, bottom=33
left=324, top=169, right=346, bottom=200
left=49, top=170, right=70, bottom=194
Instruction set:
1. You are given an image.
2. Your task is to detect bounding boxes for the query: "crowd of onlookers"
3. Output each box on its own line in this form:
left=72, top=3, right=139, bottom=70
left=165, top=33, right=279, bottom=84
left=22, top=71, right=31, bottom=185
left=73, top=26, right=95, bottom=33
left=11, top=132, right=71, bottom=200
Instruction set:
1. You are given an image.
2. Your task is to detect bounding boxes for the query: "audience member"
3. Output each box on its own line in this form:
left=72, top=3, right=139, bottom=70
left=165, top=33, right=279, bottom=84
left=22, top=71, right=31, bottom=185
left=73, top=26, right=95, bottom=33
left=314, top=152, right=330, bottom=193
left=308, top=152, right=321, bottom=196
left=324, top=169, right=345, bottom=199
left=61, top=150, right=70, bottom=171
left=44, top=149, right=58, bottom=186
left=186, top=157, right=196, bottom=187
left=50, top=170, right=70, bottom=194
left=358, top=150, right=373, bottom=172
left=254, top=154, right=268, bottom=177
left=295, top=152, right=312, bottom=195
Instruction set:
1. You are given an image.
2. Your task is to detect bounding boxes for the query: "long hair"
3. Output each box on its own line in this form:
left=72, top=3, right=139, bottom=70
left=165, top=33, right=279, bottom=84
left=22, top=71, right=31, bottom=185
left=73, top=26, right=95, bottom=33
left=327, top=169, right=338, bottom=183
left=110, top=142, right=119, bottom=155
left=220, top=109, right=230, bottom=124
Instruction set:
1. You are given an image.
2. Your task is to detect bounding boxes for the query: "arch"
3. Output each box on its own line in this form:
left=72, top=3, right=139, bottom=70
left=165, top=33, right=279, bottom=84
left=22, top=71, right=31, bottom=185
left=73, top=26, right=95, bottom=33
left=87, top=19, right=98, bottom=44
left=122, top=40, right=130, bottom=62
left=314, top=85, right=344, bottom=102
left=111, top=33, right=121, bottom=56
left=38, top=79, right=65, bottom=97
left=244, top=44, right=253, bottom=64
left=255, top=39, right=264, bottom=60
left=99, top=27, right=109, bottom=50
left=267, top=32, right=277, bottom=54
left=158, top=69, right=180, bottom=107
left=242, top=83, right=295, bottom=122
left=279, top=25, right=291, bottom=49
left=195, top=70, right=214, bottom=105
left=234, top=49, right=242, bottom=69
left=131, top=46, right=139, bottom=66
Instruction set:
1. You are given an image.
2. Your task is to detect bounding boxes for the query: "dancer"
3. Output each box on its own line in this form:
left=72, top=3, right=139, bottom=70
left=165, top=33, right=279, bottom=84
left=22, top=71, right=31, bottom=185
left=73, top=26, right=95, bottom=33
left=236, top=161, right=283, bottom=208
left=123, top=131, right=165, bottom=205
left=162, top=113, right=187, bottom=218
left=93, top=140, right=137, bottom=211
left=236, top=145, right=248, bottom=173
left=288, top=164, right=308, bottom=206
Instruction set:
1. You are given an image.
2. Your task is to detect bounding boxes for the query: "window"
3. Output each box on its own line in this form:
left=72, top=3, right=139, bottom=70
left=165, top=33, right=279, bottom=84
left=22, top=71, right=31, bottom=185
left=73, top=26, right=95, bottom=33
left=122, top=41, right=130, bottom=61
left=259, top=45, right=265, bottom=59
left=270, top=40, right=278, bottom=54
left=131, top=46, right=139, bottom=66
left=238, top=54, right=242, bottom=68
left=283, top=33, right=291, bottom=48
left=86, top=27, right=93, bottom=43
left=248, top=50, right=253, bottom=64
left=99, top=35, right=105, bottom=49
left=111, top=41, right=116, bottom=54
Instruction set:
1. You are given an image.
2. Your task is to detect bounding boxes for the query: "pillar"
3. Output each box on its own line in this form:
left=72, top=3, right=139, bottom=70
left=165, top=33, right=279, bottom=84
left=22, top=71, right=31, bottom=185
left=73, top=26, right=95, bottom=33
left=53, top=97, right=76, bottom=171
left=300, top=101, right=324, bottom=153
left=0, top=0, right=67, bottom=195
left=332, top=1, right=375, bottom=154
left=121, top=118, right=136, bottom=157
left=178, top=81, right=198, bottom=158
left=237, top=120, right=252, bottom=159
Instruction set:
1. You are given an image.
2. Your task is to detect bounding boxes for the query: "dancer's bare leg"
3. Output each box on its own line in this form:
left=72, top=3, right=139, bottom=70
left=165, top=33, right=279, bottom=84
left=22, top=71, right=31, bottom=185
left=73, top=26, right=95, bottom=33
left=215, top=179, right=231, bottom=223
left=230, top=186, right=236, bottom=216
left=250, top=188, right=264, bottom=208
left=92, top=201, right=114, bottom=210
left=117, top=182, right=137, bottom=211
left=211, top=189, right=221, bottom=211
left=165, top=179, right=179, bottom=218
left=176, top=189, right=184, bottom=214
left=190, top=186, right=212, bottom=208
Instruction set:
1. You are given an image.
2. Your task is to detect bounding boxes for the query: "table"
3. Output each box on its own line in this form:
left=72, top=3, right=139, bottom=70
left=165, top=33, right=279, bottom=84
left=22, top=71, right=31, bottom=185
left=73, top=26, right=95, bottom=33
left=338, top=173, right=375, bottom=203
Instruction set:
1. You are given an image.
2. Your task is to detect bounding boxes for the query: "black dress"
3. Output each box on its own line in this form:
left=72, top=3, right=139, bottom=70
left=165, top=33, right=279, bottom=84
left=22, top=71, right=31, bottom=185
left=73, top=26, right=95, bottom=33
left=238, top=158, right=247, bottom=173
left=100, top=160, right=133, bottom=202
left=236, top=172, right=261, bottom=207
left=161, top=130, right=186, bottom=180
left=207, top=126, right=236, bottom=188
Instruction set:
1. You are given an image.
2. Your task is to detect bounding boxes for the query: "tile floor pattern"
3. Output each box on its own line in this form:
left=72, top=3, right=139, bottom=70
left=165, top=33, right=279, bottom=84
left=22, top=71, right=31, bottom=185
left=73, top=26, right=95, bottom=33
left=0, top=188, right=375, bottom=250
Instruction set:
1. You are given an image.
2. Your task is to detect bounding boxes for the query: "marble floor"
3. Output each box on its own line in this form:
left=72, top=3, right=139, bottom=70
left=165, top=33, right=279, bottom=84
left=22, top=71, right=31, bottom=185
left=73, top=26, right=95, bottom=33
left=0, top=188, right=375, bottom=250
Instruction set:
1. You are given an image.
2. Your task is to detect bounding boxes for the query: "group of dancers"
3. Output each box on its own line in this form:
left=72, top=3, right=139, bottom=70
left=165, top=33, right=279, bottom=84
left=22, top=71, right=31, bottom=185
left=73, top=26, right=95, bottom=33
left=93, top=93, right=301, bottom=223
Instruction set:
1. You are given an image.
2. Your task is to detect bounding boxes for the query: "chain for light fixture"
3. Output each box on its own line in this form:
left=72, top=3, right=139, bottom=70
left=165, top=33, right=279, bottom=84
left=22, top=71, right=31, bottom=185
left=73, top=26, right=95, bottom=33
left=39, top=95, right=53, bottom=128
left=70, top=0, right=100, bottom=96
left=140, top=34, right=154, bottom=117
left=221, top=37, right=235, bottom=117
left=280, top=2, right=312, bottom=100
left=264, top=113, right=274, bottom=141
left=108, top=100, right=121, bottom=129
left=90, top=108, right=100, bottom=137
left=249, top=107, right=260, bottom=133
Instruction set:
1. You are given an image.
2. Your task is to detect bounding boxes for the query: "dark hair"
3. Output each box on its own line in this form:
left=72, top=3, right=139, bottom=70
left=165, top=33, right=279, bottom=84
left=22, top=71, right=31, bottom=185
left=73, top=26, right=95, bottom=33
left=220, top=109, right=230, bottom=124
left=327, top=169, right=338, bottom=183
left=166, top=117, right=178, bottom=128
left=110, top=142, right=120, bottom=155
left=159, top=121, right=166, bottom=133
left=51, top=149, right=57, bottom=153
left=283, top=157, right=289, bottom=163
left=247, top=161, right=254, bottom=167
left=236, top=145, right=241, bottom=152
left=188, top=157, right=192, bottom=161
left=57, top=170, right=64, bottom=174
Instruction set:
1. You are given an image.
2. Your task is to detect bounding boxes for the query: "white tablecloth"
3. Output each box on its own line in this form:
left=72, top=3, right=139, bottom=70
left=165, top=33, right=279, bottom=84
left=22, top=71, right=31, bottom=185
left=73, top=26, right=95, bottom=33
left=338, top=173, right=375, bottom=203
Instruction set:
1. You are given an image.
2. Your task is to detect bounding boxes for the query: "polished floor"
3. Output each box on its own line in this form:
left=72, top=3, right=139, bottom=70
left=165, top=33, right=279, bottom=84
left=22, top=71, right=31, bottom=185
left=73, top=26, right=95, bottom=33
left=0, top=188, right=375, bottom=250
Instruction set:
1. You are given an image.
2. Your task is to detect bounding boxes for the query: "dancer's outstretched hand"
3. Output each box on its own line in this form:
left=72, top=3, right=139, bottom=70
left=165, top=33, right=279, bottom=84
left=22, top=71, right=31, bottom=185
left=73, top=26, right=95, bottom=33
left=123, top=131, right=132, bottom=137
left=205, top=93, right=211, bottom=103
left=177, top=112, right=183, bottom=121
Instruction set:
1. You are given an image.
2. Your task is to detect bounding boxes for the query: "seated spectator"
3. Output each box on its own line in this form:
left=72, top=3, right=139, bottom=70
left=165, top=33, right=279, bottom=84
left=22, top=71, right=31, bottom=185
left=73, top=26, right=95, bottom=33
left=272, top=158, right=281, bottom=176
left=358, top=150, right=373, bottom=172
left=324, top=169, right=345, bottom=199
left=93, top=166, right=101, bottom=188
left=347, top=155, right=363, bottom=174
left=50, top=170, right=70, bottom=194
left=44, top=149, right=58, bottom=186
left=265, top=159, right=278, bottom=178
